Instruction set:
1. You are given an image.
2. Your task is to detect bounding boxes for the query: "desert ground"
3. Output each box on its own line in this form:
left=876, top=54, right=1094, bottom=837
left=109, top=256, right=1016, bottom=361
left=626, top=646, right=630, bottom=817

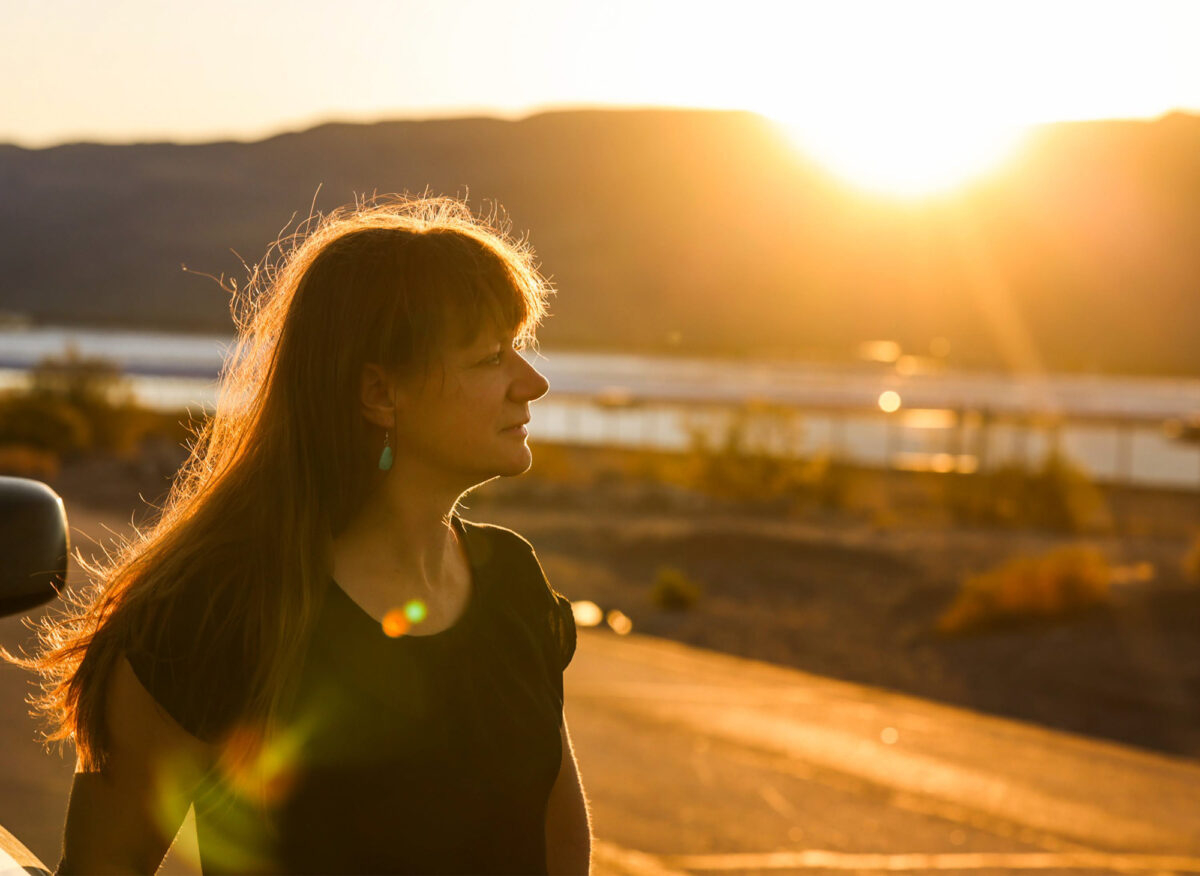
left=37, top=443, right=1200, bottom=762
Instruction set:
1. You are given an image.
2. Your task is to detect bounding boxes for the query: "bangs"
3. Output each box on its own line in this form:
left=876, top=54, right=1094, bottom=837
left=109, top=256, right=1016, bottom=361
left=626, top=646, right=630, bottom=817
left=381, top=230, right=542, bottom=371
left=441, top=247, right=532, bottom=348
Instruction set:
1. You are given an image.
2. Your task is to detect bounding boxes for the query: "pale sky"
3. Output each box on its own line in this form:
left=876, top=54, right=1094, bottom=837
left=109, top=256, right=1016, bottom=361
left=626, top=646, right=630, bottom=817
left=3, top=0, right=1195, bottom=150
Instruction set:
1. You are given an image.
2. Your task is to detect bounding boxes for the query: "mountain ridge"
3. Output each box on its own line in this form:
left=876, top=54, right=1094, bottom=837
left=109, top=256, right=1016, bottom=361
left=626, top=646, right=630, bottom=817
left=2, top=108, right=1197, bottom=376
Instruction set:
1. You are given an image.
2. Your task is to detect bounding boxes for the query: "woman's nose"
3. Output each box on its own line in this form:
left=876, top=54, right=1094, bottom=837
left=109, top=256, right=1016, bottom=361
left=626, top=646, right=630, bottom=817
left=513, top=356, right=550, bottom=402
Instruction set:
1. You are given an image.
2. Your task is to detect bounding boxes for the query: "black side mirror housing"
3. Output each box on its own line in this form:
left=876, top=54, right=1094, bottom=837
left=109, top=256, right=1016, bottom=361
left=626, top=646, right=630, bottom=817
left=0, top=476, right=67, bottom=617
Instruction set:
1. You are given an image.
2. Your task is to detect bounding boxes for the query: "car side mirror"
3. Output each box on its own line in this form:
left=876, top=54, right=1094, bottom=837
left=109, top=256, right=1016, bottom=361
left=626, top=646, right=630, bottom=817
left=0, top=476, right=67, bottom=618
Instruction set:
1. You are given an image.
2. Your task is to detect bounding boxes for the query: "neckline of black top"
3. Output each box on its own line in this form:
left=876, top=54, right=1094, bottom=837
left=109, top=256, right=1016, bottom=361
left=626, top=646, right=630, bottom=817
left=327, top=513, right=481, bottom=644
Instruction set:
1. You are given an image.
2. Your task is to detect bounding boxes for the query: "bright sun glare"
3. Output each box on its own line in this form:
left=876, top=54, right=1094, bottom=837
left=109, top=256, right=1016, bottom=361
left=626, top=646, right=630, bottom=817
left=780, top=118, right=1033, bottom=199
left=741, top=1, right=1183, bottom=200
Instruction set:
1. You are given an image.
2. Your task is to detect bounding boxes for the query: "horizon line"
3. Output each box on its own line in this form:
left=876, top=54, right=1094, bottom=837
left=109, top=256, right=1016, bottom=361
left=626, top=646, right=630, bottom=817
left=4, top=102, right=1199, bottom=152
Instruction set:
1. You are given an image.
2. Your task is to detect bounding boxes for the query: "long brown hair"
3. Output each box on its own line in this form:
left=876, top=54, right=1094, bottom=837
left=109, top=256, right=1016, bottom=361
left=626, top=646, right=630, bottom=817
left=8, top=197, right=552, bottom=769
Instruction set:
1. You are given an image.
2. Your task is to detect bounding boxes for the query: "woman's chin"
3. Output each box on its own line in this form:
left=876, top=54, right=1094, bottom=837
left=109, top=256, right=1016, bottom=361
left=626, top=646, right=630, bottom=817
left=502, top=447, right=534, bottom=477
left=473, top=446, right=533, bottom=481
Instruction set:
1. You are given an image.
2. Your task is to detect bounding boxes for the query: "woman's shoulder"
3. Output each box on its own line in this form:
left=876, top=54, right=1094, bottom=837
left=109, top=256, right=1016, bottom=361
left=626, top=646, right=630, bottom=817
left=456, top=516, right=539, bottom=570
left=456, top=515, right=560, bottom=603
left=457, top=515, right=576, bottom=672
left=457, top=515, right=532, bottom=546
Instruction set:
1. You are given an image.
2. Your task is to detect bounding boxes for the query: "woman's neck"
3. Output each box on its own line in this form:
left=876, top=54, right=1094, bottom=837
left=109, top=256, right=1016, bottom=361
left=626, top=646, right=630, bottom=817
left=332, top=478, right=466, bottom=598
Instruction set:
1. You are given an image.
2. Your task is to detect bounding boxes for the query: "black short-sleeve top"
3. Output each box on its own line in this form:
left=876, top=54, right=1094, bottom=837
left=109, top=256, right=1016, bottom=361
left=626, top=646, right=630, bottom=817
left=125, top=516, right=577, bottom=875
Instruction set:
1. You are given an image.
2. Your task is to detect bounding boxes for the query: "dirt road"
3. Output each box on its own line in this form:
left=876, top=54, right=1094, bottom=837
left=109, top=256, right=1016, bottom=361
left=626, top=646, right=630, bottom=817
left=4, top=623, right=1198, bottom=874
left=2, top=504, right=1198, bottom=874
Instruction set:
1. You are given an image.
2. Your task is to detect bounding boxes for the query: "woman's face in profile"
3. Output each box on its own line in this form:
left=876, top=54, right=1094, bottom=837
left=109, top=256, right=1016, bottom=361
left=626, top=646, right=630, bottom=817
left=392, top=323, right=550, bottom=484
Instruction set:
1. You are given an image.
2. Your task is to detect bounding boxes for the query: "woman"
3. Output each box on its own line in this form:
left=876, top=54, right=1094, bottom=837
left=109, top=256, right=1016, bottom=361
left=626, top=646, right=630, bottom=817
left=13, top=198, right=591, bottom=874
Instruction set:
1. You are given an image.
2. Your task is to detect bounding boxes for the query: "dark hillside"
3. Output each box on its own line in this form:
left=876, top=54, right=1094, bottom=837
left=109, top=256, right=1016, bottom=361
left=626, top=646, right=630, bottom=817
left=1, top=109, right=1198, bottom=375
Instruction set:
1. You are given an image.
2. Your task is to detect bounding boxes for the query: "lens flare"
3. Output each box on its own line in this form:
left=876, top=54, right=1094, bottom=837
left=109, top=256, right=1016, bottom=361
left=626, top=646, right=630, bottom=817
left=571, top=600, right=604, bottom=627
left=404, top=599, right=428, bottom=624
left=191, top=716, right=317, bottom=870
left=217, top=723, right=299, bottom=805
left=606, top=609, right=633, bottom=636
left=878, top=391, right=902, bottom=413
left=382, top=609, right=410, bottom=638
left=150, top=751, right=208, bottom=864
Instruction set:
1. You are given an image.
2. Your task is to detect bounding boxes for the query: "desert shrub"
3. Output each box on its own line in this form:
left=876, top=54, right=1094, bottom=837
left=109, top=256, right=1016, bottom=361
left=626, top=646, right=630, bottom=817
left=651, top=566, right=702, bottom=611
left=30, top=350, right=145, bottom=454
left=795, top=451, right=854, bottom=511
left=1183, top=533, right=1200, bottom=584
left=0, top=444, right=61, bottom=479
left=0, top=392, right=92, bottom=455
left=1031, top=450, right=1110, bottom=532
left=0, top=350, right=192, bottom=457
left=936, top=544, right=1111, bottom=634
left=951, top=449, right=1109, bottom=533
left=686, top=409, right=786, bottom=501
left=29, top=346, right=131, bottom=409
left=683, top=407, right=854, bottom=509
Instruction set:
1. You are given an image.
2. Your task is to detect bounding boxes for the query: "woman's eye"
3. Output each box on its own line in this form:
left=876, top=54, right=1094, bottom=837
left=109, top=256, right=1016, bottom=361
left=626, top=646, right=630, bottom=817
left=481, top=352, right=503, bottom=365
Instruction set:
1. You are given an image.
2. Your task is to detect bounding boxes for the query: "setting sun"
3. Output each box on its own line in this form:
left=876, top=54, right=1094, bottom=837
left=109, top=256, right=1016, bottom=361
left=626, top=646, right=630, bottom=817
left=743, top=2, right=1190, bottom=200
left=780, top=118, right=1032, bottom=198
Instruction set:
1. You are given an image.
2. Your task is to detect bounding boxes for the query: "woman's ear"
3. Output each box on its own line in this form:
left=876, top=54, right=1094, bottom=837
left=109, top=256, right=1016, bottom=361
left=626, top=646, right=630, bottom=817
left=359, top=363, right=398, bottom=430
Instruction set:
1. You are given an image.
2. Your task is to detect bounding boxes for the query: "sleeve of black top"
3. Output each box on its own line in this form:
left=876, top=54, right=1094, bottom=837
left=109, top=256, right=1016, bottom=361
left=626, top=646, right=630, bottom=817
left=124, top=582, right=247, bottom=744
left=523, top=544, right=576, bottom=673
left=490, top=524, right=576, bottom=675
left=548, top=586, right=577, bottom=673
left=488, top=524, right=577, bottom=674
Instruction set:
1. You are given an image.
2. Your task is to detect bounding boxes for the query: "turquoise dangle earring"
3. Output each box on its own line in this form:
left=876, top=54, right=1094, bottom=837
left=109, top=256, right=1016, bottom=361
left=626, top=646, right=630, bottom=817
left=378, top=429, right=394, bottom=471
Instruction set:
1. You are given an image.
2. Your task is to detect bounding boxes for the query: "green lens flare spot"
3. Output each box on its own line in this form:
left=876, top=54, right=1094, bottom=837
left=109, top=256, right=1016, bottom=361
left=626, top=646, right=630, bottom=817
left=404, top=599, right=427, bottom=624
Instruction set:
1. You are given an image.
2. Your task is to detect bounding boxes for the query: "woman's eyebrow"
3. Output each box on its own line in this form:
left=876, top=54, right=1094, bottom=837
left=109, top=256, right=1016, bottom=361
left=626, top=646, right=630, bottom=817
left=479, top=333, right=515, bottom=350
left=461, top=339, right=503, bottom=362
